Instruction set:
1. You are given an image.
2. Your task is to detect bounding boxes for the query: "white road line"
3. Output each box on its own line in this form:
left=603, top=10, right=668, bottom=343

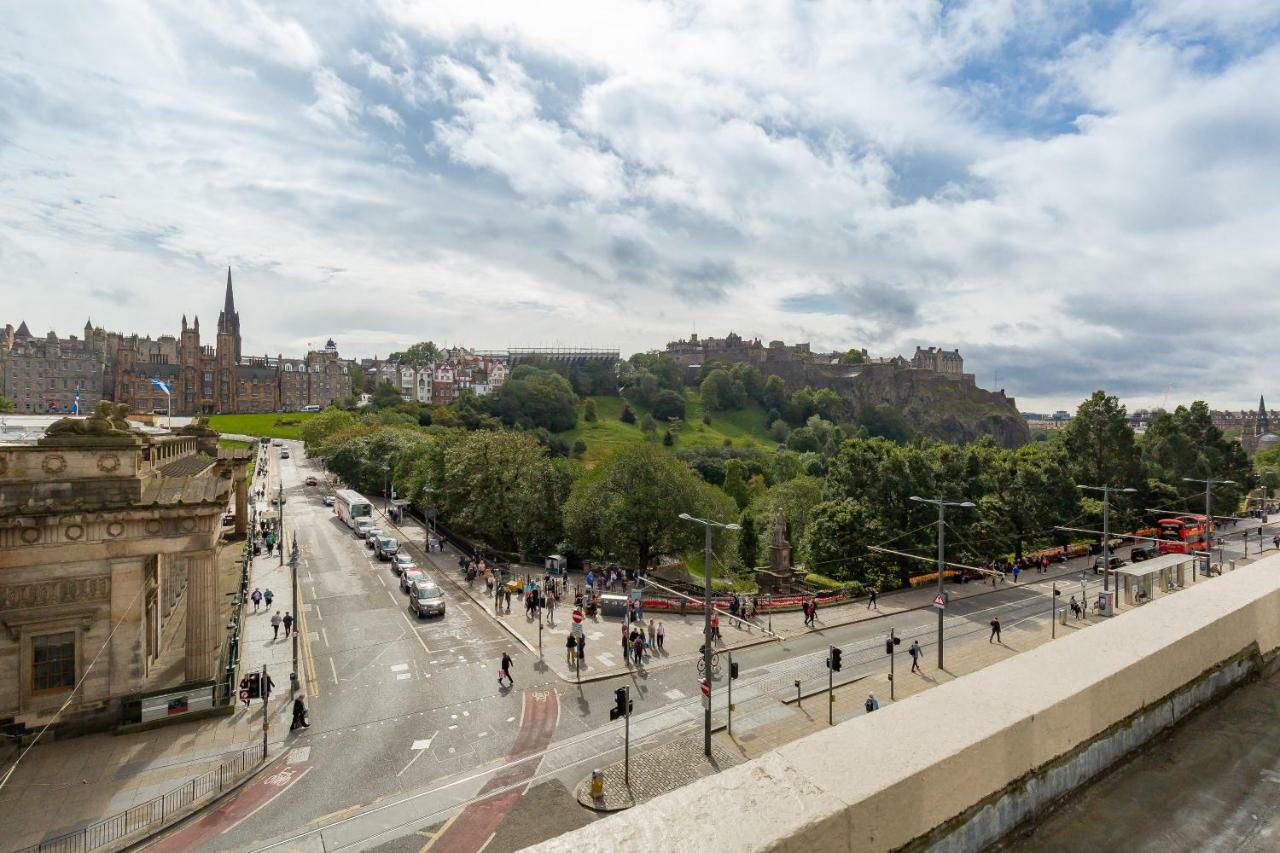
left=400, top=611, right=431, bottom=655
left=390, top=663, right=409, bottom=672
left=330, top=658, right=339, bottom=685
left=314, top=604, right=322, bottom=621
left=321, top=628, right=329, bottom=648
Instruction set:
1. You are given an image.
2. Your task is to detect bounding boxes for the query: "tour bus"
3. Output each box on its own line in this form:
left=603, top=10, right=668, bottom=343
left=1156, top=515, right=1211, bottom=555
left=335, top=489, right=373, bottom=530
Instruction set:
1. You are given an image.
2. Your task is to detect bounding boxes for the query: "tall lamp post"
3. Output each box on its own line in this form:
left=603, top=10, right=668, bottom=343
left=382, top=463, right=391, bottom=514
left=678, top=512, right=741, bottom=757
left=909, top=496, right=974, bottom=669
left=1077, top=484, right=1136, bottom=602
left=277, top=480, right=285, bottom=566
left=1183, top=476, right=1236, bottom=575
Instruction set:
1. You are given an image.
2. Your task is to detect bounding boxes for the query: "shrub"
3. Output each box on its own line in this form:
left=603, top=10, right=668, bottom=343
left=620, top=404, right=637, bottom=424
left=572, top=439, right=587, bottom=458
left=663, top=430, right=674, bottom=446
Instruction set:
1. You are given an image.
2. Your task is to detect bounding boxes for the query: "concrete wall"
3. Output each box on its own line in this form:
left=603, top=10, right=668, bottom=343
left=525, top=555, right=1280, bottom=853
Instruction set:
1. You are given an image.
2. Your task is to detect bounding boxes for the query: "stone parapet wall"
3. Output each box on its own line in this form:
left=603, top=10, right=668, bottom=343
left=525, top=555, right=1280, bottom=853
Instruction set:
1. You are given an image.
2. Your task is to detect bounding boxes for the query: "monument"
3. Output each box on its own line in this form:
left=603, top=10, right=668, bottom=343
left=754, top=509, right=807, bottom=593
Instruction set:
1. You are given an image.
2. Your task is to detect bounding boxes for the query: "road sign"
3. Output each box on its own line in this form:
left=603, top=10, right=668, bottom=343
left=933, top=593, right=946, bottom=609
left=571, top=622, right=584, bottom=639
left=700, top=678, right=710, bottom=698
left=572, top=609, right=584, bottom=624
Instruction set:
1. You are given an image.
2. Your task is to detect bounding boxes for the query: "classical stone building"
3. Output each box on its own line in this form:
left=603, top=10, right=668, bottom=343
left=0, top=408, right=247, bottom=735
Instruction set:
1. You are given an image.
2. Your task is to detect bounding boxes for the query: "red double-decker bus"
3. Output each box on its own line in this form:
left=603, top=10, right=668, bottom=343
left=1156, top=515, right=1211, bottom=554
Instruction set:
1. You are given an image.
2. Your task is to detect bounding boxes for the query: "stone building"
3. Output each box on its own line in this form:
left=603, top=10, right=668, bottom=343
left=0, top=321, right=108, bottom=414
left=0, top=408, right=247, bottom=735
left=911, top=346, right=965, bottom=377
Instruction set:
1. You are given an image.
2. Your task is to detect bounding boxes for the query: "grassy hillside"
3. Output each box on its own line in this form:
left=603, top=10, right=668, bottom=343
left=558, top=390, right=777, bottom=465
left=208, top=412, right=318, bottom=439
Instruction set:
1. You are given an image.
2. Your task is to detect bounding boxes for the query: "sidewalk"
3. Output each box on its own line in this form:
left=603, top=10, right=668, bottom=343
left=0, top=455, right=303, bottom=851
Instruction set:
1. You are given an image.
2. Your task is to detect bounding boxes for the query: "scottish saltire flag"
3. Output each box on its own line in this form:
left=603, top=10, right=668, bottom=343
left=150, top=378, right=172, bottom=396
left=71, top=388, right=80, bottom=414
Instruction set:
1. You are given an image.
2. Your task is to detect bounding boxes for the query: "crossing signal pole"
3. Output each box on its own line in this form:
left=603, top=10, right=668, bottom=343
left=609, top=686, right=633, bottom=785
left=885, top=629, right=900, bottom=700
left=727, top=653, right=739, bottom=735
left=826, top=645, right=842, bottom=725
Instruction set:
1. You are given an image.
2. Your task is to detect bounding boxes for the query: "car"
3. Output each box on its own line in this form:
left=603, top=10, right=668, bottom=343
left=365, top=527, right=383, bottom=548
left=376, top=537, right=399, bottom=560
left=354, top=519, right=373, bottom=538
left=270, top=494, right=286, bottom=506
left=392, top=553, right=417, bottom=575
left=305, top=476, right=318, bottom=486
left=259, top=437, right=270, bottom=445
left=399, top=567, right=426, bottom=592
left=280, top=450, right=290, bottom=459
left=409, top=581, right=446, bottom=617
left=1094, top=554, right=1125, bottom=573
left=1130, top=544, right=1158, bottom=562
left=322, top=494, right=336, bottom=507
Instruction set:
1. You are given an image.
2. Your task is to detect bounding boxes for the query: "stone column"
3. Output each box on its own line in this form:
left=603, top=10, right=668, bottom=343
left=184, top=549, right=220, bottom=682
left=109, top=558, right=147, bottom=698
left=233, top=461, right=249, bottom=537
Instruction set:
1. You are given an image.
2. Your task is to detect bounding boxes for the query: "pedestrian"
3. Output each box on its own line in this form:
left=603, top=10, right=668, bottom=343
left=546, top=595, right=556, bottom=625
left=864, top=694, right=880, bottom=713
left=566, top=633, right=577, bottom=666
left=711, top=612, right=721, bottom=644
left=909, top=640, right=922, bottom=673
left=504, top=588, right=512, bottom=615
left=499, top=652, right=514, bottom=686
left=622, top=622, right=631, bottom=663
left=656, top=621, right=665, bottom=652
left=989, top=617, right=1002, bottom=643
left=251, top=587, right=262, bottom=612
left=801, top=601, right=811, bottom=627
left=283, top=612, right=294, bottom=636
left=264, top=589, right=274, bottom=608
left=647, top=618, right=655, bottom=651
left=239, top=675, right=252, bottom=708
left=1069, top=596, right=1081, bottom=620
left=290, top=697, right=310, bottom=730
left=809, top=597, right=819, bottom=625
left=271, top=611, right=282, bottom=640
left=1011, top=565, right=1020, bottom=583
left=262, top=672, right=275, bottom=702
left=633, top=633, right=645, bottom=664
left=868, top=588, right=878, bottom=610
left=576, top=633, right=586, bottom=666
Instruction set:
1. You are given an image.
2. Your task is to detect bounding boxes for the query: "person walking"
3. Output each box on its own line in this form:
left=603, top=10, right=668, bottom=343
left=867, top=588, right=878, bottom=610
left=710, top=613, right=721, bottom=644
left=621, top=622, right=631, bottom=664
left=565, top=633, right=577, bottom=666
left=251, top=588, right=263, bottom=613
left=656, top=621, right=665, bottom=652
left=290, top=697, right=310, bottom=730
left=1069, top=596, right=1081, bottom=620
left=282, top=612, right=294, bottom=637
left=801, top=600, right=811, bottom=627
left=271, top=611, right=283, bottom=640
left=647, top=619, right=656, bottom=652
left=546, top=594, right=555, bottom=626
left=864, top=694, right=880, bottom=713
left=1011, top=565, right=1020, bottom=583
left=576, top=633, right=586, bottom=667
left=264, top=589, right=274, bottom=609
left=909, top=640, right=922, bottom=673
left=989, top=617, right=1002, bottom=643
left=498, top=652, right=514, bottom=686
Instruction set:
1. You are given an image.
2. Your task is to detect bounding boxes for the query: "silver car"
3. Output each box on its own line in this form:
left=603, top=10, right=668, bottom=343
left=399, top=567, right=426, bottom=593
left=364, top=527, right=383, bottom=548
left=409, top=581, right=445, bottom=617
left=392, top=553, right=417, bottom=575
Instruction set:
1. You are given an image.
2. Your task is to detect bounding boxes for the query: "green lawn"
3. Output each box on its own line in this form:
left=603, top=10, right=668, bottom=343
left=557, top=391, right=777, bottom=466
left=208, top=412, right=318, bottom=440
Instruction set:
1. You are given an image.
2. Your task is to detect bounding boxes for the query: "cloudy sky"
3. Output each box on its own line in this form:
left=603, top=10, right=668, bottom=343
left=2, top=1, right=1277, bottom=412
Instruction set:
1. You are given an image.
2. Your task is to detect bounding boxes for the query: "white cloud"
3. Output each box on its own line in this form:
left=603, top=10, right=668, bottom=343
left=305, top=67, right=361, bottom=128
left=370, top=103, right=405, bottom=131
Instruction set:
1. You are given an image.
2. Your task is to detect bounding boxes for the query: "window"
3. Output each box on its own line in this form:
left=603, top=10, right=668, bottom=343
left=32, top=632, right=76, bottom=692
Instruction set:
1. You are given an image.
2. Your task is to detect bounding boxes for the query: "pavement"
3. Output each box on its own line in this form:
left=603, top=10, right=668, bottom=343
left=0, top=449, right=301, bottom=851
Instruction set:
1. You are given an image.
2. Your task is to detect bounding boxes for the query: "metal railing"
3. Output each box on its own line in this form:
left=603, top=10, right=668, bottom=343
left=16, top=741, right=265, bottom=853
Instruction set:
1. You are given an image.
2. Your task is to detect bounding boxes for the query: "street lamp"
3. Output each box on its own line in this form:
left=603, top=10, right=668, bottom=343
left=1076, top=484, right=1136, bottom=603
left=382, top=463, right=391, bottom=514
left=909, top=496, right=974, bottom=669
left=678, top=512, right=741, bottom=757
left=1183, top=476, right=1236, bottom=576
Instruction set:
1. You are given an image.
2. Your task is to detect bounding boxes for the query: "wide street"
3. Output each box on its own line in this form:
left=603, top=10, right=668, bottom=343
left=151, top=441, right=1276, bottom=853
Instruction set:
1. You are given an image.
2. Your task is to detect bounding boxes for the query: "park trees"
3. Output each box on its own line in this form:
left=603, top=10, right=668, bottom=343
left=300, top=408, right=357, bottom=452
left=563, top=445, right=737, bottom=571
left=1140, top=401, right=1253, bottom=511
left=485, top=366, right=578, bottom=432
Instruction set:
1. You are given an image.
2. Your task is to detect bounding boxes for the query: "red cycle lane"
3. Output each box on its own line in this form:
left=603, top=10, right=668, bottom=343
left=143, top=749, right=313, bottom=852
left=427, top=688, right=560, bottom=853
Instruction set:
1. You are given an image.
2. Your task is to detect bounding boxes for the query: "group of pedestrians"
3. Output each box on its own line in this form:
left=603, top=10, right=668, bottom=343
left=251, top=587, right=293, bottom=641
left=620, top=618, right=665, bottom=666
left=801, top=597, right=820, bottom=627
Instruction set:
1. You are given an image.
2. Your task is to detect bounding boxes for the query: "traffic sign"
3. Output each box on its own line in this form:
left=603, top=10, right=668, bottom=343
left=933, top=593, right=946, bottom=609
left=571, top=622, right=584, bottom=639
left=700, top=678, right=710, bottom=698
left=572, top=609, right=583, bottom=624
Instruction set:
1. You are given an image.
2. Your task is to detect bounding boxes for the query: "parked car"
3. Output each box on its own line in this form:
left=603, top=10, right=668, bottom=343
left=272, top=440, right=284, bottom=447
left=376, top=537, right=399, bottom=560
left=409, top=581, right=446, bottom=617
left=364, top=527, right=383, bottom=548
left=322, top=494, right=336, bottom=507
left=1130, top=544, right=1158, bottom=562
left=392, top=553, right=416, bottom=575
left=399, top=567, right=426, bottom=592
left=305, top=476, right=318, bottom=486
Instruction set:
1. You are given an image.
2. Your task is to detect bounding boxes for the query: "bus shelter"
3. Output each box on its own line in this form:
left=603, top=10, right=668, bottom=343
left=1115, top=553, right=1196, bottom=607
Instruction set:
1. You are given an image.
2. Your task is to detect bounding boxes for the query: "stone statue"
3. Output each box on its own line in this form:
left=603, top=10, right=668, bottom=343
left=111, top=403, right=132, bottom=432
left=769, top=508, right=791, bottom=570
left=40, top=401, right=139, bottom=445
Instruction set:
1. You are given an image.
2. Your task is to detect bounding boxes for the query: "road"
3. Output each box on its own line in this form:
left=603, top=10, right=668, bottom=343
left=152, top=443, right=1276, bottom=852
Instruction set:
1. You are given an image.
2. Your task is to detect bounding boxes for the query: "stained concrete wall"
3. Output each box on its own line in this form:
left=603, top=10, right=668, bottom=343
left=524, top=555, right=1280, bottom=853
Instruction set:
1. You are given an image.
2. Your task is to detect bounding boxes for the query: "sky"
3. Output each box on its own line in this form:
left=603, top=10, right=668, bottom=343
left=1, top=1, right=1278, bottom=413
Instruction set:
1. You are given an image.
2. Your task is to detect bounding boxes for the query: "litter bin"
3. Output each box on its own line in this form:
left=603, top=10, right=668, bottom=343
left=590, top=769, right=604, bottom=799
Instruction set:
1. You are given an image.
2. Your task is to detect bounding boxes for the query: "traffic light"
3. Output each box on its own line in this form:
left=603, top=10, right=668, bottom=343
left=828, top=646, right=842, bottom=672
left=609, top=687, right=632, bottom=720
left=885, top=633, right=901, bottom=655
left=730, top=661, right=740, bottom=680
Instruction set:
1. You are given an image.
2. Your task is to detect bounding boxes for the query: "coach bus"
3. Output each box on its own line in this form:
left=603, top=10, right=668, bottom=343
left=1155, top=514, right=1211, bottom=555
left=335, top=489, right=373, bottom=530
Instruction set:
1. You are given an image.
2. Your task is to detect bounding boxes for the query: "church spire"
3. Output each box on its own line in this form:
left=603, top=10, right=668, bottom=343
left=224, top=266, right=235, bottom=319
left=1259, top=395, right=1269, bottom=436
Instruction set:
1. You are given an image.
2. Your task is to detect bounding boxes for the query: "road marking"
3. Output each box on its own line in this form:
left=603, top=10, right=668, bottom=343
left=329, top=658, right=339, bottom=685
left=401, top=611, right=431, bottom=654
left=288, top=747, right=311, bottom=764
left=312, top=604, right=320, bottom=619
left=397, top=673, right=412, bottom=681
left=506, top=716, right=515, bottom=723
left=391, top=663, right=409, bottom=672
left=378, top=574, right=387, bottom=588
left=321, top=628, right=329, bottom=648
left=664, top=689, right=686, bottom=700
left=412, top=733, right=437, bottom=750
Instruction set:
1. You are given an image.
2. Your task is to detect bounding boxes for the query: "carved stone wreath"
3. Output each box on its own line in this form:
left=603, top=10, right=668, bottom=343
left=42, top=454, right=67, bottom=475
left=65, top=524, right=84, bottom=541
left=106, top=522, right=125, bottom=538
left=97, top=453, right=121, bottom=473
left=20, top=528, right=41, bottom=545
left=144, top=520, right=162, bottom=536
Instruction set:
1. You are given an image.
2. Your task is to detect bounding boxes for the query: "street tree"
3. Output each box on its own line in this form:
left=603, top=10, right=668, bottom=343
left=722, top=459, right=750, bottom=509
left=300, top=408, right=357, bottom=452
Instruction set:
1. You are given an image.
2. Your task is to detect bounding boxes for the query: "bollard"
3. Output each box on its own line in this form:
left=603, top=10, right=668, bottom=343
left=795, top=679, right=802, bottom=707
left=590, top=769, right=604, bottom=800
